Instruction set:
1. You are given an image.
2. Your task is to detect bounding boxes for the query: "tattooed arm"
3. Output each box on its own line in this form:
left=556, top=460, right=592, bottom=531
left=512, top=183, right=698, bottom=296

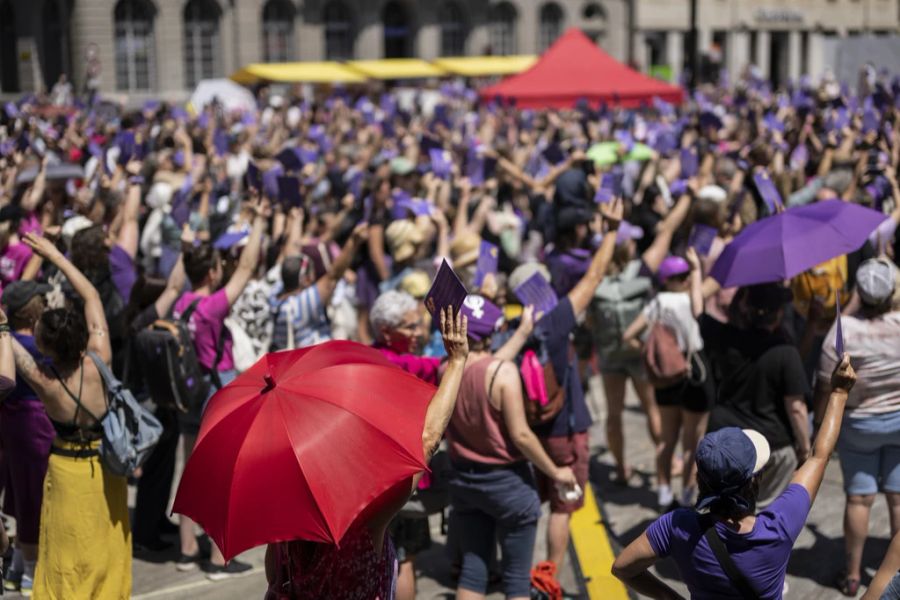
left=11, top=336, right=52, bottom=398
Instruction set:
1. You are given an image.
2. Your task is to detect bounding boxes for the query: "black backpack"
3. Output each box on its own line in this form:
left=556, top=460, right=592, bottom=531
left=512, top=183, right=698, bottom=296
left=131, top=300, right=211, bottom=413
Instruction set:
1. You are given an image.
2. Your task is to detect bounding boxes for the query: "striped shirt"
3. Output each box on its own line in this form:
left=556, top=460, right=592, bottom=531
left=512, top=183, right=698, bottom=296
left=270, top=285, right=332, bottom=351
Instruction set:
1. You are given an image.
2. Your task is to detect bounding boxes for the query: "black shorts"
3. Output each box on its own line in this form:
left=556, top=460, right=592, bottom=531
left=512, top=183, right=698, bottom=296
left=388, top=516, right=431, bottom=561
left=654, top=351, right=714, bottom=413
left=573, top=324, right=593, bottom=361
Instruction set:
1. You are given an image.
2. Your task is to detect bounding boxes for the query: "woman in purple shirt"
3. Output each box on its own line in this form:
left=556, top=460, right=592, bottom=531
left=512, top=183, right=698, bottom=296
left=612, top=355, right=857, bottom=599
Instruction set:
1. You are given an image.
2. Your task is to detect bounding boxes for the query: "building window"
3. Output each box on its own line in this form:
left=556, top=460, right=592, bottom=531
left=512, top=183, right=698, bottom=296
left=581, top=2, right=606, bottom=44
left=488, top=2, right=517, bottom=55
left=114, top=0, right=156, bottom=91
left=538, top=3, right=564, bottom=51
left=439, top=2, right=466, bottom=56
left=382, top=0, right=412, bottom=58
left=262, top=0, right=294, bottom=62
left=323, top=1, right=353, bottom=60
left=183, top=0, right=220, bottom=88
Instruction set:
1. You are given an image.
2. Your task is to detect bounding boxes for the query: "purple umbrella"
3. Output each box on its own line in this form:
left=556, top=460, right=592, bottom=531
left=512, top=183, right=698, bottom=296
left=710, top=200, right=887, bottom=288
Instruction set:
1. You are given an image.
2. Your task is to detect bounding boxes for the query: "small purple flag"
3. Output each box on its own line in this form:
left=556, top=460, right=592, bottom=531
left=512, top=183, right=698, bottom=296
left=424, top=259, right=468, bottom=320
left=753, top=171, right=783, bottom=214
left=429, top=148, right=452, bottom=179
left=789, top=145, right=808, bottom=171
left=688, top=224, right=718, bottom=256
left=474, top=241, right=499, bottom=288
left=594, top=188, right=614, bottom=204
left=835, top=293, right=844, bottom=357
left=680, top=148, right=698, bottom=178
left=277, top=175, right=302, bottom=207
left=213, top=129, right=229, bottom=157
left=514, top=272, right=558, bottom=315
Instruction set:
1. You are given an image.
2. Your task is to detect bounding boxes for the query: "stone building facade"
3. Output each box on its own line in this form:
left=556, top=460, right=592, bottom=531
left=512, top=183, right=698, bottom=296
left=0, top=0, right=897, bottom=100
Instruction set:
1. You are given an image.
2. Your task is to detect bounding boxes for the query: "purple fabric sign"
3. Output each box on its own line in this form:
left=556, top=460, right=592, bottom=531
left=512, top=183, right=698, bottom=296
left=753, top=171, right=783, bottom=214
left=514, top=272, right=558, bottom=315
left=688, top=224, right=718, bottom=256
left=473, top=241, right=499, bottom=288
left=424, top=259, right=468, bottom=320
left=277, top=176, right=302, bottom=207
left=680, top=148, right=698, bottom=178
left=429, top=148, right=453, bottom=179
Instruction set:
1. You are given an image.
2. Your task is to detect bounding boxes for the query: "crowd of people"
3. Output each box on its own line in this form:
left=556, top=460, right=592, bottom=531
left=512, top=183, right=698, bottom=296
left=0, top=61, right=899, bottom=600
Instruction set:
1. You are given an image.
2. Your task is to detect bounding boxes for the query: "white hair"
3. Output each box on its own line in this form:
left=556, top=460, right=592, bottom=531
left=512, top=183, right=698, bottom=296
left=370, top=290, right=418, bottom=333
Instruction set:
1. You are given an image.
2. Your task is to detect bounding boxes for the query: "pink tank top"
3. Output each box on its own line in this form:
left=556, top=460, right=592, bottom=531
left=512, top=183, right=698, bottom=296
left=264, top=523, right=397, bottom=600
left=447, top=357, right=523, bottom=465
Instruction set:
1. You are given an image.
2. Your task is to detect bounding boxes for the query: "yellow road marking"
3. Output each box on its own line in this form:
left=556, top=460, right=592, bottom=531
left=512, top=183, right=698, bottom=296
left=570, top=483, right=629, bottom=599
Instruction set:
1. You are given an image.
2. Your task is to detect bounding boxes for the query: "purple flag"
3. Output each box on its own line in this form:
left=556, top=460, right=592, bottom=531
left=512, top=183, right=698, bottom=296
left=277, top=176, right=302, bottom=207
left=514, top=272, right=558, bottom=315
left=753, top=171, right=783, bottom=214
left=214, top=230, right=249, bottom=250
left=429, top=148, right=452, bottom=179
left=688, top=224, right=718, bottom=256
left=213, top=129, right=229, bottom=157
left=424, top=259, right=468, bottom=320
left=789, top=145, right=808, bottom=171
left=680, top=148, right=698, bottom=178
left=474, top=241, right=499, bottom=287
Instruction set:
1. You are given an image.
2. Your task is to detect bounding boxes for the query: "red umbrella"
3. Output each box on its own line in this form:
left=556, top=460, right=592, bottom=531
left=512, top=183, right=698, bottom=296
left=172, top=340, right=436, bottom=561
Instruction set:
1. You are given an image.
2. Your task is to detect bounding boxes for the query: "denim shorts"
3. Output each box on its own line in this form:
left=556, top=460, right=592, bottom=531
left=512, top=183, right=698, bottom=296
left=837, top=409, right=900, bottom=495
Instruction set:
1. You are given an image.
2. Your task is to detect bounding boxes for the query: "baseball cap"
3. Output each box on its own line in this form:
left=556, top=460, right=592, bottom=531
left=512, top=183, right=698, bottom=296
left=2, top=281, right=51, bottom=314
left=459, top=295, right=504, bottom=341
left=658, top=256, right=690, bottom=281
left=695, top=427, right=771, bottom=512
left=856, top=258, right=897, bottom=306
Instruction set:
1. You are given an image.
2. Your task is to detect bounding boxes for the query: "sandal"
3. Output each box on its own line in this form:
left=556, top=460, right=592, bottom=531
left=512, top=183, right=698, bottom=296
left=835, top=572, right=860, bottom=597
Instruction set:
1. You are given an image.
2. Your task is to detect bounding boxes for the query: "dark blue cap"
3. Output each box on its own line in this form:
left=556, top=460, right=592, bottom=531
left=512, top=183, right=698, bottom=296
left=695, top=428, right=770, bottom=511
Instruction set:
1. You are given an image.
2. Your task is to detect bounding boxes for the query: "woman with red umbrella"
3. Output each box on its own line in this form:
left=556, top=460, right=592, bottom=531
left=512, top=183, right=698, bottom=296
left=262, top=307, right=469, bottom=599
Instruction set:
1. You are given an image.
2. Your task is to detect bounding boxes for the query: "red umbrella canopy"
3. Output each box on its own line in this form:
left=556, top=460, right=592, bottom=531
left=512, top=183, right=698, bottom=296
left=172, top=340, right=436, bottom=561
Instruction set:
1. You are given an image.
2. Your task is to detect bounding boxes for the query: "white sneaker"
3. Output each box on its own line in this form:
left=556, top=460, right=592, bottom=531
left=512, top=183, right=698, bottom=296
left=658, top=485, right=674, bottom=509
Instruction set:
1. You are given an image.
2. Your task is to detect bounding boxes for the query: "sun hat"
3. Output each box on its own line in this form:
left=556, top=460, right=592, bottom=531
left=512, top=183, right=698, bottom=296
left=449, top=232, right=481, bottom=268
left=385, top=220, right=424, bottom=262
left=695, top=427, right=771, bottom=512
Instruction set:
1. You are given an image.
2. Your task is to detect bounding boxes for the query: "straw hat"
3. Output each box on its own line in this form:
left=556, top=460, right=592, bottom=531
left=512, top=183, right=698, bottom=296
left=385, top=220, right=424, bottom=262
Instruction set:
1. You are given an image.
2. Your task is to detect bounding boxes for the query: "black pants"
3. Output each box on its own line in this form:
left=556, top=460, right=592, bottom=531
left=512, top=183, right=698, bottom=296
left=133, top=406, right=179, bottom=544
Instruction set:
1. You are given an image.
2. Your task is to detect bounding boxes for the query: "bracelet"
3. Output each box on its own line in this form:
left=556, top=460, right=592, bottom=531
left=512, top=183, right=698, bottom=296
left=0, top=324, right=10, bottom=334
left=129, top=175, right=145, bottom=186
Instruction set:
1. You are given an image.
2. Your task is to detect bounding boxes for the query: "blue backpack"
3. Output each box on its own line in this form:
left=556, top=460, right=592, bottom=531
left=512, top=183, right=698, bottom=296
left=87, top=351, right=163, bottom=477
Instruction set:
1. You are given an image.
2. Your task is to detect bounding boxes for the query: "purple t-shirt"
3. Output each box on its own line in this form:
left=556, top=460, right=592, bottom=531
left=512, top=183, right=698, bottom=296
left=108, top=244, right=137, bottom=305
left=646, top=484, right=811, bottom=599
left=173, top=289, right=235, bottom=372
left=0, top=243, right=32, bottom=287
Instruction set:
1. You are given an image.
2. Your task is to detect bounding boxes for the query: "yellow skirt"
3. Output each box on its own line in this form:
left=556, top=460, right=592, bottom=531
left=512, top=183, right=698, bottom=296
left=32, top=440, right=132, bottom=600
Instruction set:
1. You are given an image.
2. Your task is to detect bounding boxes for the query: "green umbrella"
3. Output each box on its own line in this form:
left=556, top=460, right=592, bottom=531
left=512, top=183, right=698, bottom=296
left=586, top=142, right=654, bottom=166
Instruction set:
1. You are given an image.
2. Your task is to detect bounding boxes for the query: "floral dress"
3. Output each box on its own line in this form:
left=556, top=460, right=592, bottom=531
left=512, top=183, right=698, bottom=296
left=264, top=524, right=397, bottom=600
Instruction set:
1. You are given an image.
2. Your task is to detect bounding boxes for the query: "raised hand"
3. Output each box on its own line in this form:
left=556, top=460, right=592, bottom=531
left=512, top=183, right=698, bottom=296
left=831, top=354, right=857, bottom=394
left=599, top=197, right=624, bottom=229
left=22, top=233, right=62, bottom=262
left=440, top=307, right=469, bottom=363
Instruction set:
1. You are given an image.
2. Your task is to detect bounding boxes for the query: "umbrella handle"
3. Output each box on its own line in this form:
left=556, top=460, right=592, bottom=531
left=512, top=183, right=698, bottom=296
left=262, top=374, right=276, bottom=394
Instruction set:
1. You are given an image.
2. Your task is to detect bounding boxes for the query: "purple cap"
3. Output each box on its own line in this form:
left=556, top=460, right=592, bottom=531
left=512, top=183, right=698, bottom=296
left=695, top=428, right=771, bottom=512
left=460, top=295, right=504, bottom=341
left=615, top=220, right=644, bottom=245
left=658, top=256, right=690, bottom=281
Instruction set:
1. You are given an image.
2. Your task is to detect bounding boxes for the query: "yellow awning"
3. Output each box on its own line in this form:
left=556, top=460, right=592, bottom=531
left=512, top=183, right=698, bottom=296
left=431, top=55, right=537, bottom=77
left=230, top=62, right=367, bottom=85
left=345, top=59, right=447, bottom=80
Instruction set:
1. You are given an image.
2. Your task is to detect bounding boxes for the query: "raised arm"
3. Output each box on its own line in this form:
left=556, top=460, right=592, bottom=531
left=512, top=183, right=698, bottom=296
left=224, top=199, right=268, bottom=306
left=611, top=533, right=685, bottom=600
left=10, top=336, right=53, bottom=398
left=0, top=306, right=14, bottom=394
left=686, top=248, right=704, bottom=318
left=155, top=251, right=186, bottom=318
left=315, top=224, right=366, bottom=306
left=567, top=198, right=623, bottom=315
left=116, top=164, right=143, bottom=258
left=23, top=233, right=111, bottom=364
left=420, top=308, right=469, bottom=462
left=494, top=305, right=535, bottom=361
left=642, top=191, right=692, bottom=273
left=792, top=354, right=856, bottom=503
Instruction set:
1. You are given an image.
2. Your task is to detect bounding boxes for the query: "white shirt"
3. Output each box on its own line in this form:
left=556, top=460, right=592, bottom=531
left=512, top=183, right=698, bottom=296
left=643, top=291, right=704, bottom=354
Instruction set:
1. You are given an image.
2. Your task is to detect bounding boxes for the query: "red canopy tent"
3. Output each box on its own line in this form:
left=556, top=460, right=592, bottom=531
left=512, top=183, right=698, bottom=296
left=480, top=28, right=684, bottom=109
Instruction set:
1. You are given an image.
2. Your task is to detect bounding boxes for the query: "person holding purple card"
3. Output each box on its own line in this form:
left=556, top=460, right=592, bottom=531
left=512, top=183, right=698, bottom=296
left=815, top=259, right=900, bottom=596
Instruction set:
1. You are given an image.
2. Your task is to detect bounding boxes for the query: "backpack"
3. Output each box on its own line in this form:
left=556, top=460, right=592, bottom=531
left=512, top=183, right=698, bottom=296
left=642, top=322, right=690, bottom=388
left=791, top=255, right=848, bottom=322
left=87, top=351, right=163, bottom=477
left=519, top=346, right=567, bottom=427
left=131, top=299, right=211, bottom=413
left=591, top=260, right=653, bottom=361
